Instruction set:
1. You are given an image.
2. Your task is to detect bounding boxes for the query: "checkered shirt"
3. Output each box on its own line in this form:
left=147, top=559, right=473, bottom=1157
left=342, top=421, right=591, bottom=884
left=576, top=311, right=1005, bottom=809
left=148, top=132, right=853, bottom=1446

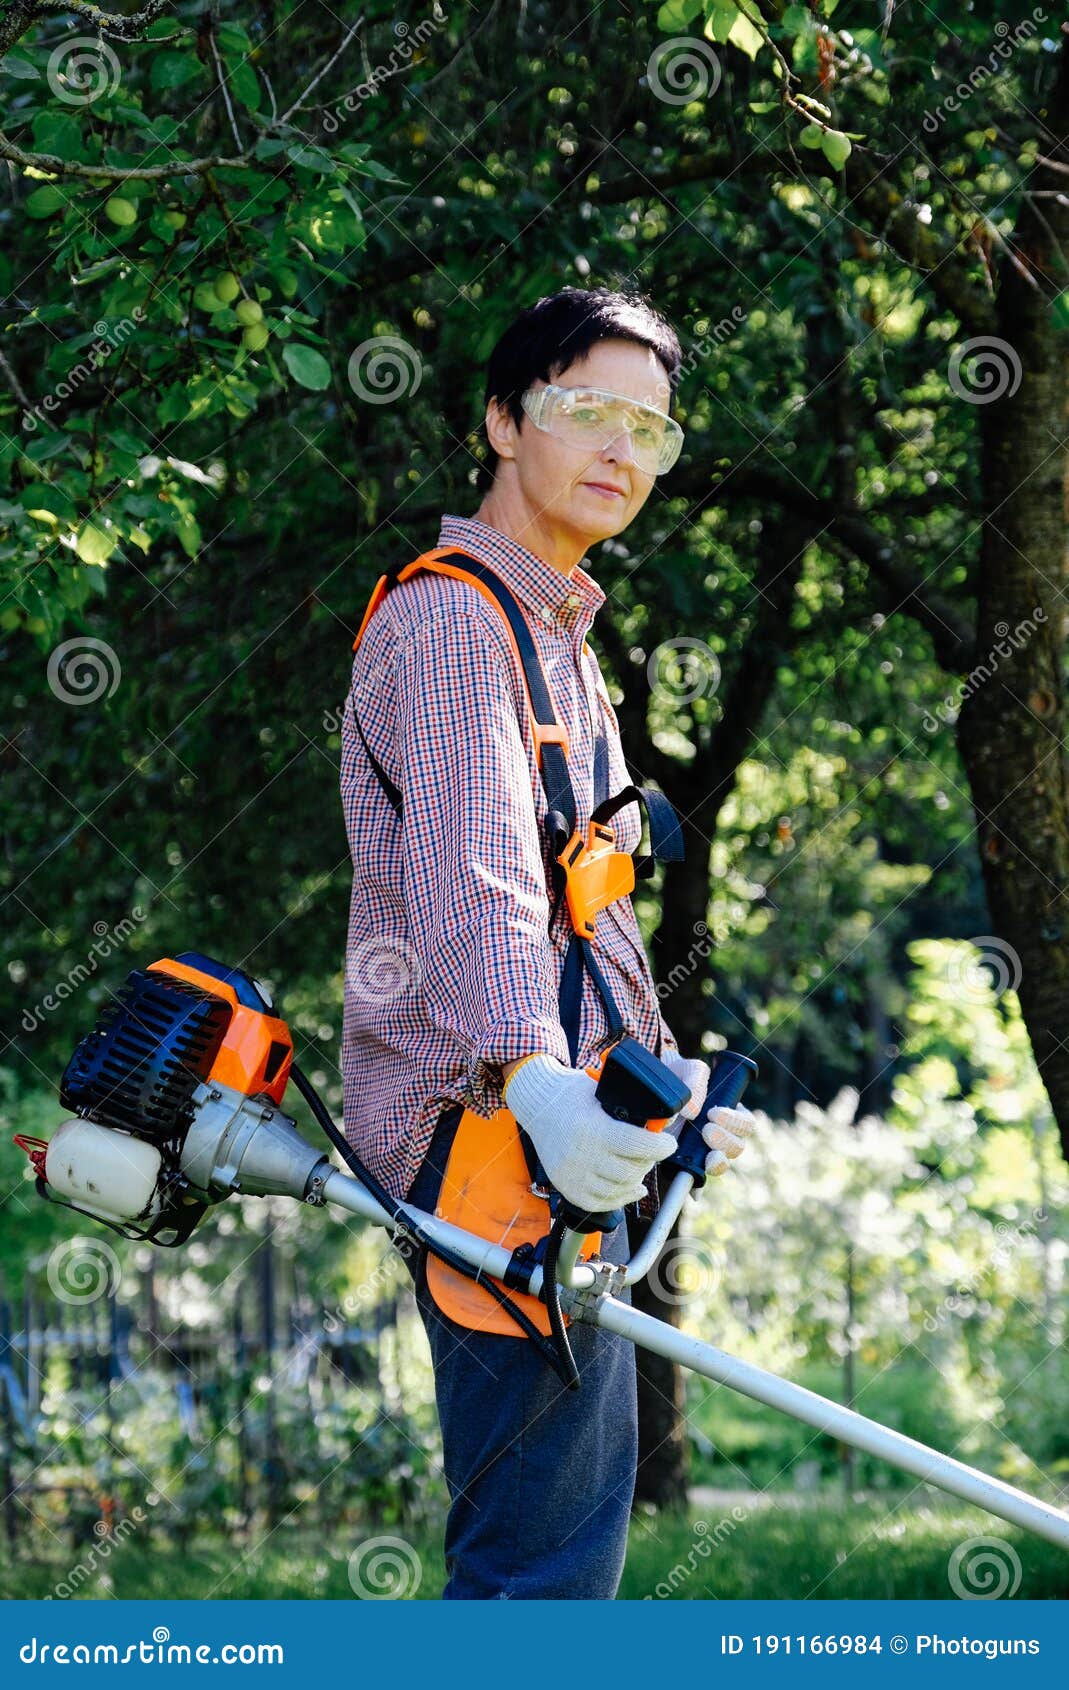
left=339, top=513, right=679, bottom=1202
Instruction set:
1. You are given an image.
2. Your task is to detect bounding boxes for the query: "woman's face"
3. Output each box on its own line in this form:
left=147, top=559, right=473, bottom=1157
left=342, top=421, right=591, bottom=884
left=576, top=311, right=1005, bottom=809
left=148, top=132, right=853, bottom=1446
left=490, top=338, right=674, bottom=547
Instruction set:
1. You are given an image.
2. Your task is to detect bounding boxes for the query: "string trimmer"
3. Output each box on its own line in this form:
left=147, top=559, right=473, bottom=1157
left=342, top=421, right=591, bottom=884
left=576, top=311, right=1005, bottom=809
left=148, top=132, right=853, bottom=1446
left=14, top=952, right=1069, bottom=1553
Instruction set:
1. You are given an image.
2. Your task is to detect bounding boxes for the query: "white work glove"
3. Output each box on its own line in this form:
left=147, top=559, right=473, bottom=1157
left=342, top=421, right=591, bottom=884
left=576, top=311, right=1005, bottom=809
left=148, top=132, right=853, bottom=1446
left=503, top=1052, right=678, bottom=1213
left=660, top=1048, right=757, bottom=1178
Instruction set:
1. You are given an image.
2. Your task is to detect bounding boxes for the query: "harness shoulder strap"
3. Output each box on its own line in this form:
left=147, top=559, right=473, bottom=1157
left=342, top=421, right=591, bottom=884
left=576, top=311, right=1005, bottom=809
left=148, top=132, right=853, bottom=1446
left=350, top=547, right=575, bottom=838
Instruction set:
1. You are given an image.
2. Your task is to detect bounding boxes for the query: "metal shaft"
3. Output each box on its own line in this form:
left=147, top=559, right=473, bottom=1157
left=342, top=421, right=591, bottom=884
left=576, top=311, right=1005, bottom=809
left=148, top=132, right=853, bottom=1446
left=577, top=1293, right=1069, bottom=1551
left=320, top=1169, right=1069, bottom=1551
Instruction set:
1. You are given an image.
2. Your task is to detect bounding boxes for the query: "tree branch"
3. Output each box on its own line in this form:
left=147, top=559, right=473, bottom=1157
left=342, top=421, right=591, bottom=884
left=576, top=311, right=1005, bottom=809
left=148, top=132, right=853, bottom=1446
left=3, top=0, right=173, bottom=55
left=677, top=462, right=977, bottom=674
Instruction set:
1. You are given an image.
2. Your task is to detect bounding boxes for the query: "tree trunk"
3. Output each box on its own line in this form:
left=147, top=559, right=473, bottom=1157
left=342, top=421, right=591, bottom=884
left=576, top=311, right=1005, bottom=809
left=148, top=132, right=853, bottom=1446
left=627, top=1169, right=689, bottom=1513
left=629, top=518, right=807, bottom=1508
left=956, top=31, right=1069, bottom=1163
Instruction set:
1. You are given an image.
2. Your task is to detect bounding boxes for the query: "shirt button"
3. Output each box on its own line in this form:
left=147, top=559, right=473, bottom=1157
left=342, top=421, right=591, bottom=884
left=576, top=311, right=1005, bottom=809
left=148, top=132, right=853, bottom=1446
left=565, top=592, right=581, bottom=608
left=539, top=604, right=554, bottom=623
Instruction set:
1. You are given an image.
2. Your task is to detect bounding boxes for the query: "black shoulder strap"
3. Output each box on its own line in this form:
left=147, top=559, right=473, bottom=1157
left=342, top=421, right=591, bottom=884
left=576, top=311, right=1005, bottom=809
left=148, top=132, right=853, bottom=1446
left=591, top=781, right=685, bottom=878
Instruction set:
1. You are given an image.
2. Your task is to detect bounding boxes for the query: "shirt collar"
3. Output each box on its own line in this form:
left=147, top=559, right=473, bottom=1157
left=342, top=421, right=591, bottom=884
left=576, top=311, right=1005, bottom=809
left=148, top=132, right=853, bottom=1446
left=436, top=513, right=605, bottom=643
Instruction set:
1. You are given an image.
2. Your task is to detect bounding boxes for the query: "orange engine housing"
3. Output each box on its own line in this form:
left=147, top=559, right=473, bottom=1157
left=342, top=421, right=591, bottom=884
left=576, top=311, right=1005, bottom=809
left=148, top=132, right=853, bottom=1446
left=147, top=956, right=294, bottom=1104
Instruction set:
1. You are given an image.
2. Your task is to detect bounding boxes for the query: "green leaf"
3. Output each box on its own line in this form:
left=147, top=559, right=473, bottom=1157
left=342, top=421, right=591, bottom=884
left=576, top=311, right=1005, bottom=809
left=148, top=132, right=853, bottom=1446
left=217, top=22, right=254, bottom=55
left=849, top=28, right=887, bottom=70
left=287, top=144, right=337, bottom=174
left=658, top=0, right=702, bottom=27
left=1, top=51, right=39, bottom=79
left=1052, top=291, right=1069, bottom=332
left=226, top=57, right=261, bottom=113
left=282, top=344, right=332, bottom=390
left=75, top=520, right=117, bottom=566
left=703, top=1, right=739, bottom=44
left=176, top=511, right=201, bottom=558
left=25, top=184, right=68, bottom=219
left=72, top=255, right=123, bottom=284
left=23, top=432, right=69, bottom=464
left=143, top=114, right=184, bottom=145
left=799, top=123, right=825, bottom=149
left=780, top=3, right=811, bottom=30
left=729, top=8, right=765, bottom=58
left=19, top=483, right=75, bottom=517
left=31, top=110, right=84, bottom=161
left=108, top=428, right=150, bottom=455
left=349, top=157, right=405, bottom=185
left=820, top=128, right=853, bottom=169
left=150, top=51, right=203, bottom=92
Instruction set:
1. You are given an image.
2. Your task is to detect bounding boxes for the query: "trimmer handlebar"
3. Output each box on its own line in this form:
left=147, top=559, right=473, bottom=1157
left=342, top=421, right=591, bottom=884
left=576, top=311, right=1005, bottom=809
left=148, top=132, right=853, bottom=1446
left=664, top=1049, right=758, bottom=1192
left=552, top=1035, right=688, bottom=1233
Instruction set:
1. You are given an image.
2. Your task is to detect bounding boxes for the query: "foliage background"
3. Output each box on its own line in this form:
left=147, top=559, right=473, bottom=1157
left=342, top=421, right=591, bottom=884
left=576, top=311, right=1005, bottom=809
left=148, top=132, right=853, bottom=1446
left=1, top=0, right=1067, bottom=1599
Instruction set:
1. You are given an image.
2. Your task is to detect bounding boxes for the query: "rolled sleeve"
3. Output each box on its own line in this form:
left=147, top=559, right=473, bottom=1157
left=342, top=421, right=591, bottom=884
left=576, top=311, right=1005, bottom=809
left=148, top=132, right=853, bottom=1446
left=393, top=607, right=569, bottom=1113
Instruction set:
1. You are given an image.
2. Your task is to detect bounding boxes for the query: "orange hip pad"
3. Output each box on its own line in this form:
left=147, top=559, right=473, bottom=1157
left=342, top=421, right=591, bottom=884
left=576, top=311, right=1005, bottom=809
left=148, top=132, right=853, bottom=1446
left=424, top=1104, right=601, bottom=1337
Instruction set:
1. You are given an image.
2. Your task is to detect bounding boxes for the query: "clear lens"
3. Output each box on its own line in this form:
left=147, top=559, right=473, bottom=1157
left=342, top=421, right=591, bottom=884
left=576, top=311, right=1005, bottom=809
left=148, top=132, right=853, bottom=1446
left=522, top=385, right=683, bottom=474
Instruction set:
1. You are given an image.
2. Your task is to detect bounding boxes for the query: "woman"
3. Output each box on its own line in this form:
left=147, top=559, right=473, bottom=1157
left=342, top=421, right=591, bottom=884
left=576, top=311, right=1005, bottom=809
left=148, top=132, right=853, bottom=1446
left=340, top=286, right=754, bottom=1598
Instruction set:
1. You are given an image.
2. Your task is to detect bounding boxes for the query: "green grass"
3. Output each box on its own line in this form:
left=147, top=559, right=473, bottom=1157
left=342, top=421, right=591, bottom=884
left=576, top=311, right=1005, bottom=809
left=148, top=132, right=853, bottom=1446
left=6, top=1499, right=1067, bottom=1599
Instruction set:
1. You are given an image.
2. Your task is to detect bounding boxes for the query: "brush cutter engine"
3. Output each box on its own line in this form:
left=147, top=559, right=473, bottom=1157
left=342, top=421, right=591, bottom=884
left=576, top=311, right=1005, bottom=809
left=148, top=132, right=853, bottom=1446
left=16, top=954, right=330, bottom=1245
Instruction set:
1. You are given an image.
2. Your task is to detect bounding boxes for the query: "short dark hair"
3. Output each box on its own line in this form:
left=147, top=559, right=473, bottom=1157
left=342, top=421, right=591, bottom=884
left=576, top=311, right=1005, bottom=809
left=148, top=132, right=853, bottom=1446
left=474, top=286, right=683, bottom=494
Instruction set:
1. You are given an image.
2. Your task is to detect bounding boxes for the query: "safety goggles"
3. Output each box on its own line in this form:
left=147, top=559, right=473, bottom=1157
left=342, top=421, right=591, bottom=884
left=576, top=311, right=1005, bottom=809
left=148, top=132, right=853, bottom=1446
left=520, top=383, right=684, bottom=476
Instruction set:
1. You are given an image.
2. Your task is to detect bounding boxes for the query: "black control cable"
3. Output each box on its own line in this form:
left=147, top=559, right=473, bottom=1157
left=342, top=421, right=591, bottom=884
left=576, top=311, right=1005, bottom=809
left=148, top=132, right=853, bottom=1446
left=288, top=1063, right=576, bottom=1386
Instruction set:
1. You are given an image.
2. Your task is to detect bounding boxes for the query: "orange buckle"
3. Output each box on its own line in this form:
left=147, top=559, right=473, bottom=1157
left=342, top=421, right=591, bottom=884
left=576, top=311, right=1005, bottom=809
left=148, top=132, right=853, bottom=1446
left=533, top=721, right=569, bottom=764
left=557, top=819, right=636, bottom=940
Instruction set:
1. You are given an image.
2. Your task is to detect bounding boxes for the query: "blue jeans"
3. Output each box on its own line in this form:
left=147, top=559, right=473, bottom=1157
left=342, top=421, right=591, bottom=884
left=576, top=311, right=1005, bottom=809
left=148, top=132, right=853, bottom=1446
left=400, top=1102, right=639, bottom=1599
